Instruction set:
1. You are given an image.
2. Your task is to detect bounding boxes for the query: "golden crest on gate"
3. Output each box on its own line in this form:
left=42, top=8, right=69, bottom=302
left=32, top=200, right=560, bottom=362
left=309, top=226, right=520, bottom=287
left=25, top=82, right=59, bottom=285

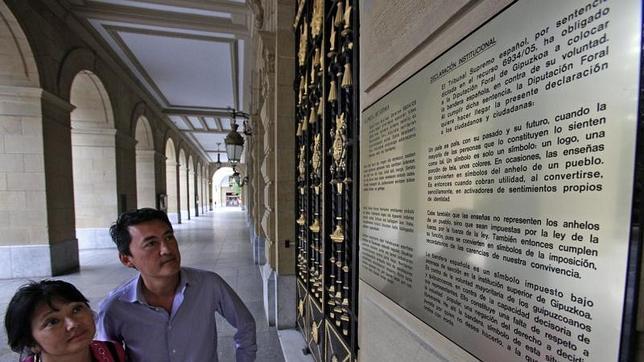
left=312, top=133, right=321, bottom=173
left=332, top=113, right=346, bottom=169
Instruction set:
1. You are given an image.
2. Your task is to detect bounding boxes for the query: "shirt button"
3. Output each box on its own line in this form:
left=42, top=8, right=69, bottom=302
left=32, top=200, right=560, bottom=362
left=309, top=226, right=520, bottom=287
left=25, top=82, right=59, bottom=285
left=172, top=349, right=176, bottom=354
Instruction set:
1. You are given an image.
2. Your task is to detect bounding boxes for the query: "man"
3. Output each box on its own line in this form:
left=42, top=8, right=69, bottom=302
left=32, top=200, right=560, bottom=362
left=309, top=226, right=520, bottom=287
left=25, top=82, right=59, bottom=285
left=97, top=208, right=257, bottom=361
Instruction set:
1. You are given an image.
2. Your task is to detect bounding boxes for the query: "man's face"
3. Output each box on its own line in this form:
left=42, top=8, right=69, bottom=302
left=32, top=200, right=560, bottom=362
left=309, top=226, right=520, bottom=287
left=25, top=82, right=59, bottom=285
left=119, top=219, right=181, bottom=281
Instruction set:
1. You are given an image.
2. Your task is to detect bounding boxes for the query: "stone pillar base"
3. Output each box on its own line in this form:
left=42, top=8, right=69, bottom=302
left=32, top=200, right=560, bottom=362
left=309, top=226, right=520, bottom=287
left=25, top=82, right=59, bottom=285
left=255, top=234, right=266, bottom=265
left=275, top=274, right=296, bottom=329
left=0, top=238, right=78, bottom=278
left=261, top=263, right=276, bottom=326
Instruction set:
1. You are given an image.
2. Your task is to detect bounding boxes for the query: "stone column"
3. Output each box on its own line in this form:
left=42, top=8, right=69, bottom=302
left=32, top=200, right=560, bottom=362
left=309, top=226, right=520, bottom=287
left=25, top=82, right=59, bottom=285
left=192, top=165, right=199, bottom=217
left=260, top=31, right=276, bottom=270
left=201, top=171, right=207, bottom=214
left=42, top=91, right=80, bottom=275
left=166, top=159, right=179, bottom=223
left=115, top=131, right=137, bottom=215
left=186, top=163, right=193, bottom=219
left=253, top=115, right=266, bottom=265
left=0, top=86, right=79, bottom=277
left=273, top=0, right=296, bottom=330
left=175, top=161, right=183, bottom=222
left=154, top=150, right=166, bottom=209
left=179, top=161, right=188, bottom=220
left=254, top=26, right=277, bottom=327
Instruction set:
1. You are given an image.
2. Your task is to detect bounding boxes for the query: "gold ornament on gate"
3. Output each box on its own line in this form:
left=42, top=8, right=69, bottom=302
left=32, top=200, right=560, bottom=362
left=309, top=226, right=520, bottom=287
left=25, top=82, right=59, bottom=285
left=293, top=0, right=305, bottom=28
left=341, top=4, right=352, bottom=36
left=311, top=320, right=320, bottom=344
left=298, top=22, right=308, bottom=66
left=310, top=61, right=317, bottom=85
left=310, top=0, right=323, bottom=38
left=296, top=212, right=306, bottom=225
left=298, top=145, right=306, bottom=179
left=308, top=106, right=318, bottom=124
left=309, top=218, right=320, bottom=233
left=332, top=113, right=347, bottom=171
left=301, top=116, right=308, bottom=131
left=328, top=18, right=337, bottom=57
left=298, top=298, right=305, bottom=317
left=330, top=224, right=345, bottom=243
left=341, top=62, right=352, bottom=88
left=312, top=133, right=321, bottom=174
left=328, top=79, right=337, bottom=102
left=334, top=1, right=344, bottom=27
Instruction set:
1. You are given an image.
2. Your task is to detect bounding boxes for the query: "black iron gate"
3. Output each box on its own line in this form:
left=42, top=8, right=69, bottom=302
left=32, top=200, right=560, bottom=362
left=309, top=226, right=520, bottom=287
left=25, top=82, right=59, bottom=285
left=294, top=0, right=359, bottom=360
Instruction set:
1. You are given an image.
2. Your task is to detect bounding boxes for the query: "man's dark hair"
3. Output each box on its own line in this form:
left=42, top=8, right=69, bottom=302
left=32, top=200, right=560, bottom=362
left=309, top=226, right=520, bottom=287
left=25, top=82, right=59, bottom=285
left=109, top=208, right=173, bottom=255
left=5, top=280, right=89, bottom=354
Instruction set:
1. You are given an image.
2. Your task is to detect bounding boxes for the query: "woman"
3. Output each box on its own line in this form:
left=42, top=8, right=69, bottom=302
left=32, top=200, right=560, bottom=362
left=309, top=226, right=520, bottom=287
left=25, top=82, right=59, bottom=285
left=5, top=280, right=126, bottom=362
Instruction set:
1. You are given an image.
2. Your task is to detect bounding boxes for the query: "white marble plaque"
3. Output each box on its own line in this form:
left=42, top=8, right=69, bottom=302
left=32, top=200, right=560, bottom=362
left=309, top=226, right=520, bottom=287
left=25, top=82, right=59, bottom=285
left=359, top=0, right=641, bottom=361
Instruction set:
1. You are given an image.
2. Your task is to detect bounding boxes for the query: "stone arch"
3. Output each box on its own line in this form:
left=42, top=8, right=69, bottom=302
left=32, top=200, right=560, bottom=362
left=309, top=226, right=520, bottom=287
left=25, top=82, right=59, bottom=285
left=58, top=48, right=98, bottom=100
left=134, top=115, right=156, bottom=208
left=178, top=148, right=189, bottom=221
left=0, top=2, right=39, bottom=87
left=69, top=69, right=118, bottom=249
left=165, top=138, right=179, bottom=223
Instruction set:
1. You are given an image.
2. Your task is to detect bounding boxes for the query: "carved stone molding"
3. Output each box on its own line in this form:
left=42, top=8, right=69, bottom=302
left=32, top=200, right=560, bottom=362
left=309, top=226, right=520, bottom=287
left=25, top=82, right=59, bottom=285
left=248, top=0, right=264, bottom=30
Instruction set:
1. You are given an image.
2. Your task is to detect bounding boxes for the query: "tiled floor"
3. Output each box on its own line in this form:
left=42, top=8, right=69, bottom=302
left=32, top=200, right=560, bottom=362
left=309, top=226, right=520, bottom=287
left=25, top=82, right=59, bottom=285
left=0, top=208, right=286, bottom=362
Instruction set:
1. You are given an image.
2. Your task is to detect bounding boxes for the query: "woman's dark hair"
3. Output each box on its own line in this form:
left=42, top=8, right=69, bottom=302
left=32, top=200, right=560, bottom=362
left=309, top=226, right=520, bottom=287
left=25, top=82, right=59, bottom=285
left=4, top=280, right=89, bottom=353
left=109, top=208, right=173, bottom=256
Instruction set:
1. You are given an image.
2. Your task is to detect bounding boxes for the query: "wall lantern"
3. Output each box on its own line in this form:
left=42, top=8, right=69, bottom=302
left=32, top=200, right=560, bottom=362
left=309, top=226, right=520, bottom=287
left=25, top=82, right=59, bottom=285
left=224, top=108, right=249, bottom=164
left=215, top=142, right=223, bottom=168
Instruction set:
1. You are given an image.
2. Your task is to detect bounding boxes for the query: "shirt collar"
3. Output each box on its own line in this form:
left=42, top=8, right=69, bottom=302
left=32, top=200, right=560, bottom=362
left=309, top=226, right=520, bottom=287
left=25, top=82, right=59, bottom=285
left=120, top=268, right=190, bottom=304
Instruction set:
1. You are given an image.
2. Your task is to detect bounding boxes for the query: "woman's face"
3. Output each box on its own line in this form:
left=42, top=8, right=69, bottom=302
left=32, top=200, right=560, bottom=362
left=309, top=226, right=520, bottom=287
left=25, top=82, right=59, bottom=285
left=30, top=299, right=95, bottom=358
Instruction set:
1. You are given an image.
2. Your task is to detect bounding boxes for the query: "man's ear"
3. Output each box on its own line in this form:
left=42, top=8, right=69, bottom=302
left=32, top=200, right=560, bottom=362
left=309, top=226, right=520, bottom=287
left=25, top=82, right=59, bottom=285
left=119, top=253, right=135, bottom=268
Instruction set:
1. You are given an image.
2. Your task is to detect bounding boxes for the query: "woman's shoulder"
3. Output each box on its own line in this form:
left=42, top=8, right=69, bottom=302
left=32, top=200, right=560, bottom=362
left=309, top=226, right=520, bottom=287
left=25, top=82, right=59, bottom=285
left=90, top=340, right=126, bottom=362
